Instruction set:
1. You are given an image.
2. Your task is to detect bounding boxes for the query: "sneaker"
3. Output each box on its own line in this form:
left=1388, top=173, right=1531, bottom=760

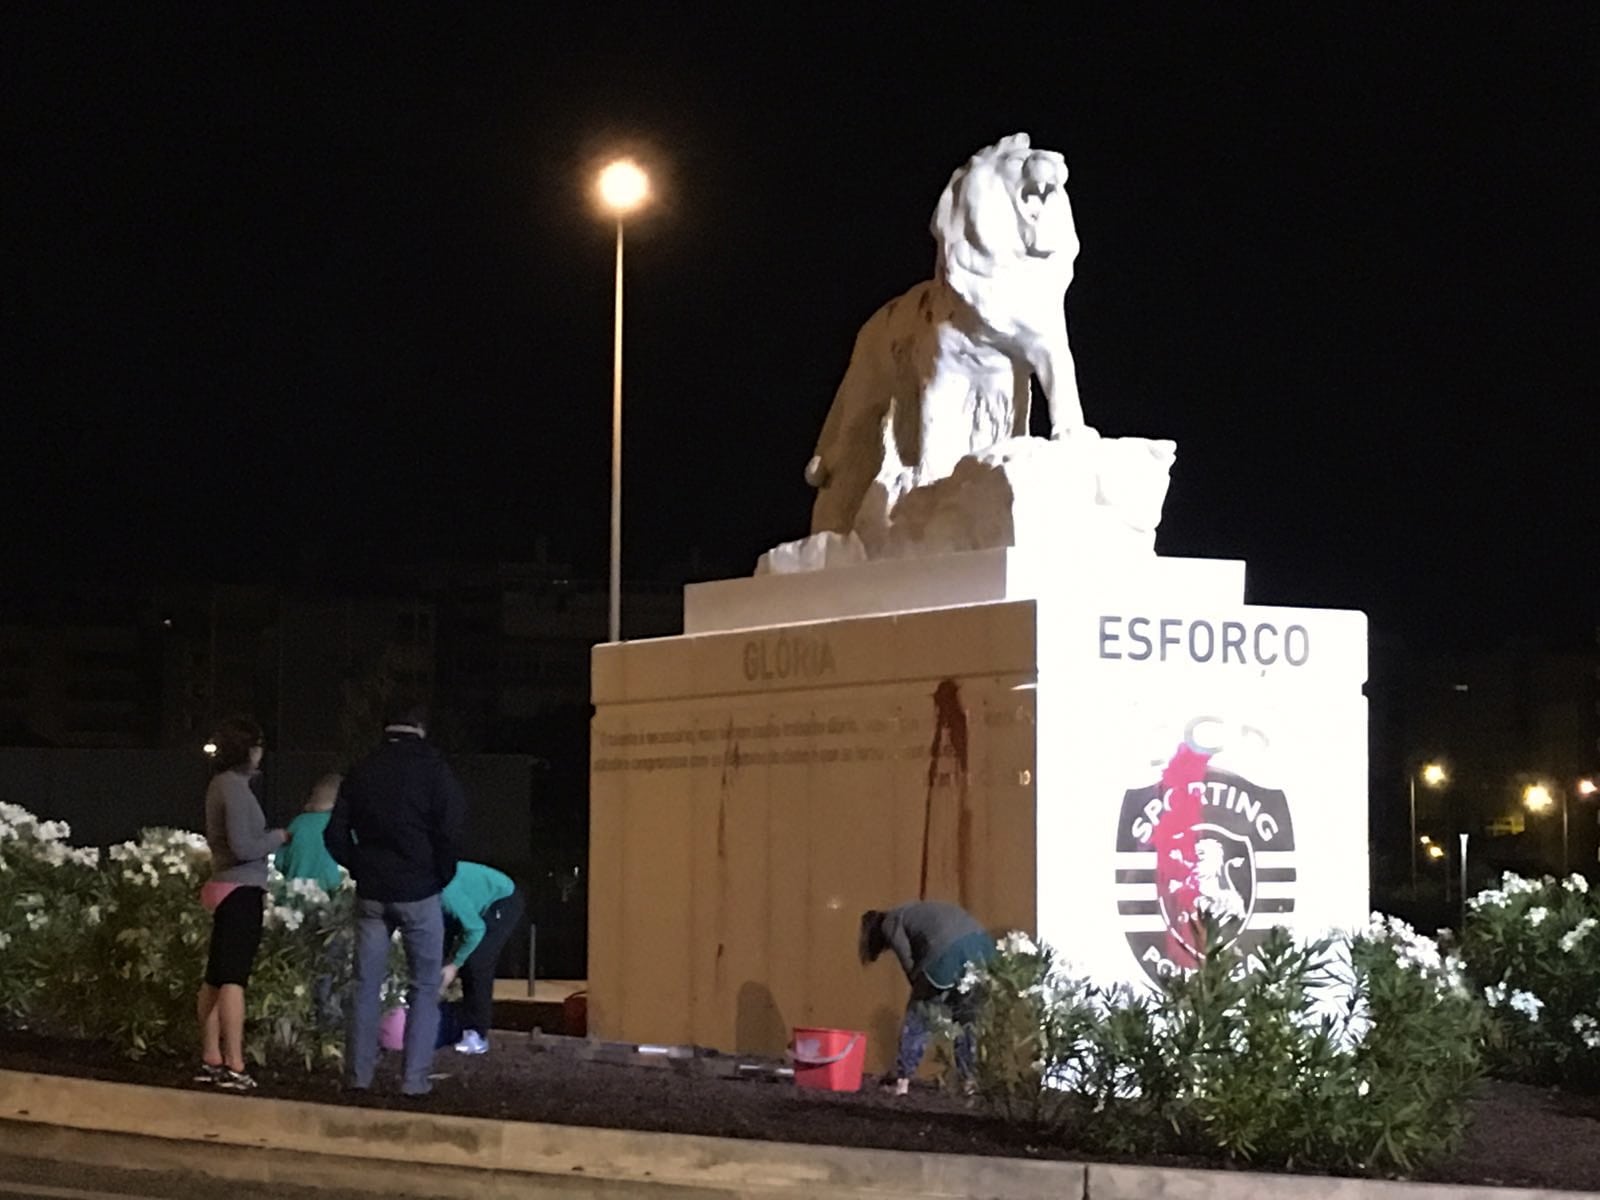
left=192, top=1062, right=226, bottom=1084
left=454, top=1030, right=488, bottom=1055
left=215, top=1068, right=257, bottom=1092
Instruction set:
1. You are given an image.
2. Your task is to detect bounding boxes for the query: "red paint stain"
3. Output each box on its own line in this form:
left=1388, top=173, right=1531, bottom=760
left=920, top=680, right=972, bottom=901
left=1154, top=743, right=1212, bottom=968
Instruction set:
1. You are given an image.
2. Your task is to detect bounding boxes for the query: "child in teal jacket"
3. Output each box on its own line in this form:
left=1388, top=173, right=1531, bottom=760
left=439, top=861, right=524, bottom=1053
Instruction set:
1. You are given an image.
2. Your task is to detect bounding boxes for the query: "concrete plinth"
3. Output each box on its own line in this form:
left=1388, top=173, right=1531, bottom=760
left=590, top=552, right=1367, bottom=1071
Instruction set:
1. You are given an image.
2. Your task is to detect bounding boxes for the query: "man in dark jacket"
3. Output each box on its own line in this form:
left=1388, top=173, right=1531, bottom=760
left=325, top=701, right=466, bottom=1096
left=859, top=900, right=996, bottom=1095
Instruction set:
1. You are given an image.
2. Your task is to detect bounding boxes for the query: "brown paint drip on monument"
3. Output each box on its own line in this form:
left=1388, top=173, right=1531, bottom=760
left=920, top=680, right=972, bottom=904
left=714, top=718, right=737, bottom=982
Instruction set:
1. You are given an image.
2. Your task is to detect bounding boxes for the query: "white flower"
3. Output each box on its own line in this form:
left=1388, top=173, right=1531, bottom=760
left=25, top=911, right=49, bottom=931
left=1502, top=873, right=1541, bottom=897
left=293, top=983, right=307, bottom=997
left=0, top=931, right=11, bottom=950
left=84, top=905, right=102, bottom=926
left=1564, top=874, right=1590, bottom=895
left=956, top=960, right=985, bottom=994
left=285, top=877, right=331, bottom=905
left=1485, top=982, right=1508, bottom=1008
left=1527, top=907, right=1549, bottom=928
left=1508, top=989, right=1544, bottom=1021
left=1357, top=1079, right=1370, bottom=1097
left=1571, top=1014, right=1600, bottom=1050
left=1468, top=888, right=1507, bottom=911
left=1560, top=918, right=1597, bottom=953
left=997, top=931, right=1039, bottom=956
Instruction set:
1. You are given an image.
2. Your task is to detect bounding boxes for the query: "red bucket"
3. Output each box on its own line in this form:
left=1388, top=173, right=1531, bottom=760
left=790, top=1026, right=867, bottom=1092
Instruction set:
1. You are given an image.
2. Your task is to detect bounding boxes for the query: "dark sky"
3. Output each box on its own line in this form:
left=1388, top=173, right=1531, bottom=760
left=4, top=8, right=1596, bottom=646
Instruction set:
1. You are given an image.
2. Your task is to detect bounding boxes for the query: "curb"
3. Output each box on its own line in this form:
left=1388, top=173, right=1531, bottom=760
left=0, top=1070, right=1592, bottom=1200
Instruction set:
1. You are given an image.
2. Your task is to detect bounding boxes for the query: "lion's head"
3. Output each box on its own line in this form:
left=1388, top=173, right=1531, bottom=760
left=931, top=133, right=1077, bottom=308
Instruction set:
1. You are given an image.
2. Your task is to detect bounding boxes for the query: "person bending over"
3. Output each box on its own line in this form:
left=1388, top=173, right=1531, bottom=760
left=859, top=900, right=996, bottom=1095
left=439, top=861, right=524, bottom=1055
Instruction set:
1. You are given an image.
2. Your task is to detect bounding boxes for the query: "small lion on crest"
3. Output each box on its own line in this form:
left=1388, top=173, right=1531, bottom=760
left=805, top=133, right=1084, bottom=536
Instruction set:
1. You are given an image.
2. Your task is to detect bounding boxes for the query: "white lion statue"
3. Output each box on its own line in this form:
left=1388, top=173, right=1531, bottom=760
left=805, top=133, right=1083, bottom=536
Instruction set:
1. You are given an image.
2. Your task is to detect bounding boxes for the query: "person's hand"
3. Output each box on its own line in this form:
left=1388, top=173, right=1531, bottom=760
left=275, top=827, right=292, bottom=843
left=439, top=963, right=458, bottom=993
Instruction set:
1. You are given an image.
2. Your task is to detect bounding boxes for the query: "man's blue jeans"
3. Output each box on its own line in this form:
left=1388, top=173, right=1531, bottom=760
left=347, top=894, right=443, bottom=1095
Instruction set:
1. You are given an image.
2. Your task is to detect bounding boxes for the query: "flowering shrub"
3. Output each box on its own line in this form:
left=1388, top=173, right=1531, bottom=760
left=0, top=803, right=404, bottom=1070
left=0, top=803, right=103, bottom=1021
left=1459, top=871, right=1600, bottom=1089
left=965, top=920, right=1483, bottom=1177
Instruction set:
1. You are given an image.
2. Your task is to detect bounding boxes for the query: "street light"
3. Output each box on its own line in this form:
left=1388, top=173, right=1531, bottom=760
left=1578, top=778, right=1597, bottom=798
left=595, top=158, right=651, bottom=644
left=1409, top=762, right=1447, bottom=889
left=1523, top=781, right=1569, bottom=874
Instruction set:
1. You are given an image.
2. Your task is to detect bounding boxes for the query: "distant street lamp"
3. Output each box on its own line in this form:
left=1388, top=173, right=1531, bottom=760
left=1409, top=762, right=1448, bottom=889
left=1523, top=781, right=1569, bottom=874
left=595, top=158, right=651, bottom=644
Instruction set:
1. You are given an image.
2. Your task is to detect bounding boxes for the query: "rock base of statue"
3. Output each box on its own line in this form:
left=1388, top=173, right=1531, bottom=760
left=760, top=431, right=1177, bottom=576
left=588, top=549, right=1369, bottom=1072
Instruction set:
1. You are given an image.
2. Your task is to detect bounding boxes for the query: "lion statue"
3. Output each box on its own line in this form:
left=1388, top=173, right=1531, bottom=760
left=805, top=133, right=1084, bottom=536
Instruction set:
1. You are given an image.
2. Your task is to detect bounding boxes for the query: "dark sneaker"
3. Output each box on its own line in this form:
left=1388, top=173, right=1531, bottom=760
left=192, top=1062, right=226, bottom=1084
left=215, top=1068, right=257, bottom=1092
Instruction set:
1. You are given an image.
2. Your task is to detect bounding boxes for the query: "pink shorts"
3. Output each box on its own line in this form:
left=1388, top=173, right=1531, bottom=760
left=199, top=881, right=242, bottom=913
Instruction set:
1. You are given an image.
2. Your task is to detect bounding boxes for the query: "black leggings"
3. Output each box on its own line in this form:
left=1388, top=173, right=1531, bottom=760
left=460, top=888, right=525, bottom=1035
left=205, top=885, right=265, bottom=988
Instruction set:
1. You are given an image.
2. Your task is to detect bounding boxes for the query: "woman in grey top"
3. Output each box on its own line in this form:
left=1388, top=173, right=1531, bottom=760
left=195, top=715, right=287, bottom=1091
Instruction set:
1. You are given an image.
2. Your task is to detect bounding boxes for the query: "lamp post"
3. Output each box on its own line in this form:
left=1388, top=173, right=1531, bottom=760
left=1409, top=762, right=1447, bottom=889
left=1523, top=781, right=1563, bottom=874
left=595, top=158, right=650, bottom=644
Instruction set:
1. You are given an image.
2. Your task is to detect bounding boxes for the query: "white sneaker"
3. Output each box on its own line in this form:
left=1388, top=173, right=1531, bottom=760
left=454, top=1030, right=488, bottom=1055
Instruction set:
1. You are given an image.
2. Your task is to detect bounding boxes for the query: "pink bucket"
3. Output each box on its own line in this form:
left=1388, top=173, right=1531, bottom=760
left=379, top=1005, right=407, bottom=1051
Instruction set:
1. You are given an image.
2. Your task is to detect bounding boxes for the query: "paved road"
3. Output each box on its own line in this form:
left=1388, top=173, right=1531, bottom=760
left=0, top=1153, right=381, bottom=1200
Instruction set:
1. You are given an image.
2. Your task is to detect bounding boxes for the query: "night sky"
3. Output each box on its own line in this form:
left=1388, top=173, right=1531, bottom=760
left=5, top=8, right=1595, bottom=647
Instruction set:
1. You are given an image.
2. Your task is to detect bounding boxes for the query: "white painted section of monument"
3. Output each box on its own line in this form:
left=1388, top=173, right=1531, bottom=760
left=1034, top=599, right=1368, bottom=989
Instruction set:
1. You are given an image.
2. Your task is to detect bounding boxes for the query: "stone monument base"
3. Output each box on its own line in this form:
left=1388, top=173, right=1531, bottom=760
left=589, top=551, right=1367, bottom=1072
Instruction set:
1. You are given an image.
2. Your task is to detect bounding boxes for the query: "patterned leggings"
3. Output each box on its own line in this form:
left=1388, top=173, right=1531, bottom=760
left=894, top=987, right=979, bottom=1080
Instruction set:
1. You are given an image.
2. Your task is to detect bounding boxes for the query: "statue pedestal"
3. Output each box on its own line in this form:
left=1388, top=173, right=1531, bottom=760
left=589, top=551, right=1368, bottom=1069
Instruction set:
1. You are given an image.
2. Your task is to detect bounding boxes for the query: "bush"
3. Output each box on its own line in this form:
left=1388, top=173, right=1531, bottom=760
left=1458, top=871, right=1600, bottom=1090
left=965, top=919, right=1484, bottom=1177
left=0, top=803, right=402, bottom=1069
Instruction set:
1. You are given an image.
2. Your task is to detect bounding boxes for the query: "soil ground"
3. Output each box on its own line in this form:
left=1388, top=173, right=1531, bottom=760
left=0, top=1029, right=1595, bottom=1193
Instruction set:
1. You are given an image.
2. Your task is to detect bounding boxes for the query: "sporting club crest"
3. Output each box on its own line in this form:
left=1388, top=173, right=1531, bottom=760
left=1115, top=744, right=1295, bottom=982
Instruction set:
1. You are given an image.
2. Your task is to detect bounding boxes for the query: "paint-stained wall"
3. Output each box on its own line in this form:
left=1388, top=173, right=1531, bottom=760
left=589, top=603, right=1039, bottom=1071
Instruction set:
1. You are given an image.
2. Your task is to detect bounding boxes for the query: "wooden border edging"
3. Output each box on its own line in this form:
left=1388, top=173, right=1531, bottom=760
left=0, top=1070, right=1591, bottom=1200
